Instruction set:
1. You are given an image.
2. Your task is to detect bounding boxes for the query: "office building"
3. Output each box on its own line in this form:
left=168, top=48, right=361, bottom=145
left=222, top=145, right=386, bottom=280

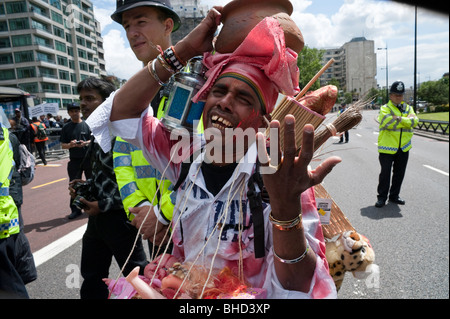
left=0, top=0, right=106, bottom=108
left=320, top=37, right=377, bottom=100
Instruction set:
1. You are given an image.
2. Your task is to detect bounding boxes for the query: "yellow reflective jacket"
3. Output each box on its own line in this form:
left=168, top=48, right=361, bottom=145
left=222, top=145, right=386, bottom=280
left=378, top=100, right=418, bottom=154
left=113, top=136, right=174, bottom=223
left=1, top=126, right=20, bottom=239
left=113, top=96, right=174, bottom=223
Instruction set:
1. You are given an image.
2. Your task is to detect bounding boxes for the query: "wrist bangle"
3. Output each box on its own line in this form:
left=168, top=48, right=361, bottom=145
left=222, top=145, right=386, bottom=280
left=157, top=54, right=176, bottom=74
left=273, top=241, right=309, bottom=264
left=147, top=59, right=166, bottom=86
left=269, top=211, right=302, bottom=231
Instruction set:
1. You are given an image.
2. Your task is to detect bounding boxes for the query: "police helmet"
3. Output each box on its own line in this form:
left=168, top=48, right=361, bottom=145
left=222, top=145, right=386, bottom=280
left=390, top=81, right=405, bottom=94
left=111, top=0, right=181, bottom=32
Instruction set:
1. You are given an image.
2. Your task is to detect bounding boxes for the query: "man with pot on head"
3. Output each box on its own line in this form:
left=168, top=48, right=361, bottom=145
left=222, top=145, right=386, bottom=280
left=87, top=8, right=339, bottom=298
left=375, top=81, right=418, bottom=208
left=110, top=0, right=179, bottom=256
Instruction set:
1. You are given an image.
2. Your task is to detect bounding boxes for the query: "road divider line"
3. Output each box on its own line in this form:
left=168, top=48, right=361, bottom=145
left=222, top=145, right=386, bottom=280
left=31, top=178, right=67, bottom=189
left=32, top=223, right=87, bottom=267
left=423, top=164, right=449, bottom=176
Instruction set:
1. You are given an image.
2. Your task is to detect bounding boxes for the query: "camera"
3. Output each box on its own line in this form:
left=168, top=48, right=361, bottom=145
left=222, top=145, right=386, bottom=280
left=72, top=179, right=95, bottom=210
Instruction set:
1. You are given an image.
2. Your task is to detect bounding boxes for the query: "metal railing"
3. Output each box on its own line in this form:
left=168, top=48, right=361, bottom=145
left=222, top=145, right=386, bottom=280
left=416, top=120, right=449, bottom=135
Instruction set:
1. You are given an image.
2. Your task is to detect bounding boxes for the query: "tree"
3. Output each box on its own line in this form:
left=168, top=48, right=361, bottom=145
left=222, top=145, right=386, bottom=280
left=297, top=46, right=325, bottom=92
left=418, top=77, right=449, bottom=105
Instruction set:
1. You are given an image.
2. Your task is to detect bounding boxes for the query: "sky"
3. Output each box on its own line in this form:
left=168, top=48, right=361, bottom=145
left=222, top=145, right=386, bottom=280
left=92, top=0, right=449, bottom=90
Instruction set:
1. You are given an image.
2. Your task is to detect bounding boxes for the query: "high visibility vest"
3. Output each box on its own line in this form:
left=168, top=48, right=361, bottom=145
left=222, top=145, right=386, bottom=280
left=378, top=100, right=418, bottom=154
left=30, top=121, right=49, bottom=142
left=113, top=137, right=174, bottom=222
left=0, top=126, right=20, bottom=239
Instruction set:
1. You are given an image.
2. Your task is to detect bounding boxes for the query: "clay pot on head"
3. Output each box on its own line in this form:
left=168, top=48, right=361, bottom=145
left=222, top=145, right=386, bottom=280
left=215, top=0, right=304, bottom=54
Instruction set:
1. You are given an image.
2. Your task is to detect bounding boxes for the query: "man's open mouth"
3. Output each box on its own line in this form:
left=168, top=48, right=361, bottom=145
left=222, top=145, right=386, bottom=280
left=211, top=115, right=233, bottom=130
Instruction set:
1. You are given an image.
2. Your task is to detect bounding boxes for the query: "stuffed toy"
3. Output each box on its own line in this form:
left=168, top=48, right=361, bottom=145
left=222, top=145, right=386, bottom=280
left=325, top=230, right=376, bottom=291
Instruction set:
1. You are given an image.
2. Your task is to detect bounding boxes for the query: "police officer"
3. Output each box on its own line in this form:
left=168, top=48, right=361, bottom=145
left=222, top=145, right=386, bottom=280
left=375, top=81, right=419, bottom=208
left=110, top=0, right=180, bottom=254
left=0, top=120, right=30, bottom=298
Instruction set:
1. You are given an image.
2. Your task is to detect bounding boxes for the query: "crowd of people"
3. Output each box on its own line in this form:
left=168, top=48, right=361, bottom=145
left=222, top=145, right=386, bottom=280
left=1, top=0, right=418, bottom=299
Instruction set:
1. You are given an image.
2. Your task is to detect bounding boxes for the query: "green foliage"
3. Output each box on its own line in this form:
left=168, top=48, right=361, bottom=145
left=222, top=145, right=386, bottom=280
left=297, top=46, right=325, bottom=92
left=418, top=77, right=449, bottom=105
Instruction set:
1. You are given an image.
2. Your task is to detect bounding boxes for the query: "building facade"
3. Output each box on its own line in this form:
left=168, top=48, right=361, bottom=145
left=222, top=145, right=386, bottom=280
left=320, top=37, right=377, bottom=100
left=0, top=0, right=106, bottom=108
left=171, top=0, right=208, bottom=45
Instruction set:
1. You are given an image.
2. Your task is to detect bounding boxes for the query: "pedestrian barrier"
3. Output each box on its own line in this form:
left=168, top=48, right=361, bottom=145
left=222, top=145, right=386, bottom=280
left=416, top=119, right=449, bottom=135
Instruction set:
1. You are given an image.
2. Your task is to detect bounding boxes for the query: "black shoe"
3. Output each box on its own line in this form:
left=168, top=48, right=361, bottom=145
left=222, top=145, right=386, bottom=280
left=375, top=199, right=385, bottom=208
left=389, top=197, right=406, bottom=205
left=68, top=211, right=82, bottom=219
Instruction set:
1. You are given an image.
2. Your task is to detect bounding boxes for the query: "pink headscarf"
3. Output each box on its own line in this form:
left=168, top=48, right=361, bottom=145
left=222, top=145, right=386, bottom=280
left=192, top=17, right=300, bottom=114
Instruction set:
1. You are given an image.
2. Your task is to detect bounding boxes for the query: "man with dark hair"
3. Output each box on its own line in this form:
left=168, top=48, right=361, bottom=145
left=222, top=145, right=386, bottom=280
left=87, top=10, right=340, bottom=298
left=70, top=77, right=148, bottom=299
left=60, top=103, right=92, bottom=219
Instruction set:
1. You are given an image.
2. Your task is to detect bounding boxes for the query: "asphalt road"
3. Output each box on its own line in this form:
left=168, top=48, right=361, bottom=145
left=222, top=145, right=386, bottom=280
left=22, top=109, right=449, bottom=300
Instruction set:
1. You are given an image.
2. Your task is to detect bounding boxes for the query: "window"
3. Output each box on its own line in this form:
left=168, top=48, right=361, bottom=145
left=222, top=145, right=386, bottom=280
left=31, top=20, right=50, bottom=33
left=53, top=25, right=65, bottom=38
left=51, top=11, right=63, bottom=25
left=14, top=51, right=34, bottom=63
left=57, top=55, right=68, bottom=66
left=38, top=66, right=56, bottom=78
left=18, top=83, right=38, bottom=94
left=17, top=67, right=36, bottom=79
left=76, top=36, right=85, bottom=47
left=0, top=53, right=13, bottom=65
left=60, top=84, right=71, bottom=94
left=55, top=41, right=66, bottom=52
left=34, top=35, right=52, bottom=48
left=6, top=1, right=26, bottom=14
left=11, top=34, right=32, bottom=47
left=50, top=0, right=61, bottom=10
left=41, top=82, right=58, bottom=93
left=79, top=61, right=87, bottom=71
left=0, top=69, right=15, bottom=81
left=36, top=51, right=54, bottom=64
left=9, top=18, right=30, bottom=31
left=59, top=69, right=70, bottom=80
left=0, top=37, right=11, bottom=49
left=67, top=46, right=74, bottom=57
left=0, top=21, right=8, bottom=32
left=77, top=49, right=86, bottom=59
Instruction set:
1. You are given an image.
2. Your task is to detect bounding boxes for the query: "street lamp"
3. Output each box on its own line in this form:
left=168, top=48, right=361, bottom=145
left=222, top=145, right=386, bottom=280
left=377, top=46, right=388, bottom=103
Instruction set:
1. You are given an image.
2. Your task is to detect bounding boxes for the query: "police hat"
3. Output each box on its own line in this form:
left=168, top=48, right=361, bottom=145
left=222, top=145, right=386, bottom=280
left=390, top=81, right=405, bottom=94
left=111, top=0, right=180, bottom=32
left=67, top=102, right=80, bottom=111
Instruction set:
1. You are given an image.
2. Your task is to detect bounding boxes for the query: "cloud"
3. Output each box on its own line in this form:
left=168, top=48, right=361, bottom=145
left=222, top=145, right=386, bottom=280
left=94, top=0, right=448, bottom=86
left=102, top=29, right=143, bottom=79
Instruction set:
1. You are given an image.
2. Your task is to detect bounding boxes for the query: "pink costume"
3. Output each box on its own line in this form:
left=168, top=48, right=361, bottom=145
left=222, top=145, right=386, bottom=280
left=87, top=18, right=336, bottom=299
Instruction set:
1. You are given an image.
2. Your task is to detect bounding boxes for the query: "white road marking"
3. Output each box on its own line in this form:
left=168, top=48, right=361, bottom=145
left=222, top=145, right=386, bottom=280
left=423, top=165, right=449, bottom=177
left=32, top=224, right=87, bottom=267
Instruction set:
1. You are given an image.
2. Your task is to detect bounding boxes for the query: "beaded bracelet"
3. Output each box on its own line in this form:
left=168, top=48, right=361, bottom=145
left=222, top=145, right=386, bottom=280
left=269, top=212, right=302, bottom=231
left=273, top=241, right=309, bottom=264
left=163, top=46, right=185, bottom=72
left=147, top=59, right=166, bottom=86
